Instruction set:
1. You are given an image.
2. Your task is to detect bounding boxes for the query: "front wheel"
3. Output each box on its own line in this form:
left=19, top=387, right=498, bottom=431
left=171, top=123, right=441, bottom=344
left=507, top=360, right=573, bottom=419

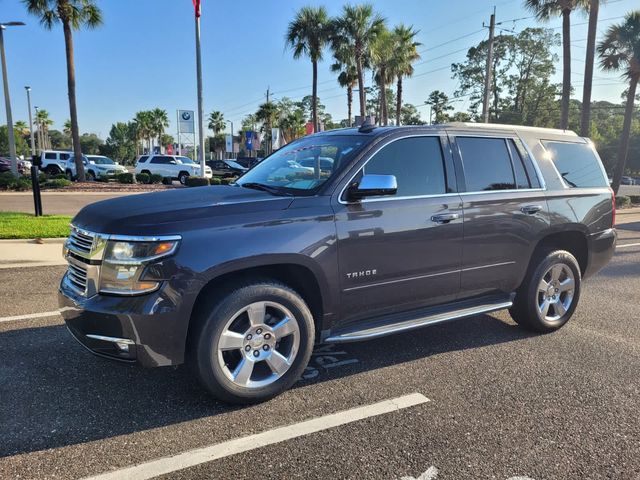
left=65, top=170, right=74, bottom=181
left=193, top=281, right=315, bottom=404
left=509, top=250, right=581, bottom=332
left=178, top=172, right=189, bottom=185
left=86, top=170, right=95, bottom=181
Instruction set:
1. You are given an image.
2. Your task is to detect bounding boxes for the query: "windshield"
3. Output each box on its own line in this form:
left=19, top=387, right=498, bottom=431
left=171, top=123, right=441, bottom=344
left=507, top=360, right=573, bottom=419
left=236, top=135, right=366, bottom=193
left=176, top=156, right=195, bottom=164
left=89, top=156, right=114, bottom=165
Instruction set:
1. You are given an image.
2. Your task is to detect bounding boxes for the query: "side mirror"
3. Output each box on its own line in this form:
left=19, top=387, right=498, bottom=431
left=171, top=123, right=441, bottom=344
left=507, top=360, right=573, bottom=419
left=348, top=174, right=397, bottom=200
left=89, top=160, right=95, bottom=165
left=169, top=160, right=177, bottom=164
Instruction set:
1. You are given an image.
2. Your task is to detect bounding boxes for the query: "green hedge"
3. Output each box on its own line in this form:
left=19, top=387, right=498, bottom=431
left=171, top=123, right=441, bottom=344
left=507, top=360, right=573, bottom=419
left=615, top=195, right=631, bottom=208
left=185, top=177, right=210, bottom=187
left=44, top=178, right=72, bottom=189
left=628, top=195, right=640, bottom=205
left=117, top=172, right=135, bottom=184
left=210, top=177, right=221, bottom=185
left=136, top=172, right=150, bottom=184
left=150, top=174, right=163, bottom=184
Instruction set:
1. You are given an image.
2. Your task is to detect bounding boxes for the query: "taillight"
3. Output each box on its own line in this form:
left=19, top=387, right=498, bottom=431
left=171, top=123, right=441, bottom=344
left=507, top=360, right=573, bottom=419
left=609, top=187, right=616, bottom=227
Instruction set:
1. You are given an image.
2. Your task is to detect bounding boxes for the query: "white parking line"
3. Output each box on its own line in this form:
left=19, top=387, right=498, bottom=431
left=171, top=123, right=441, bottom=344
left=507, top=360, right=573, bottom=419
left=617, top=242, right=640, bottom=249
left=82, top=392, right=430, bottom=480
left=0, top=310, right=61, bottom=323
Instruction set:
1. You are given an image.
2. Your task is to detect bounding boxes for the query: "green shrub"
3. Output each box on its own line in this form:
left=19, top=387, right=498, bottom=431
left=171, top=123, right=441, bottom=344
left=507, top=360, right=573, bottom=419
left=14, top=178, right=32, bottom=191
left=628, top=195, right=640, bottom=205
left=185, top=177, right=210, bottom=187
left=136, top=172, right=150, bottom=184
left=615, top=195, right=631, bottom=208
left=220, top=177, right=235, bottom=185
left=210, top=177, right=221, bottom=185
left=38, top=172, right=48, bottom=183
left=117, top=172, right=135, bottom=184
left=0, top=172, right=17, bottom=189
left=162, top=176, right=173, bottom=185
left=51, top=173, right=67, bottom=180
left=150, top=174, right=163, bottom=184
left=43, top=178, right=72, bottom=189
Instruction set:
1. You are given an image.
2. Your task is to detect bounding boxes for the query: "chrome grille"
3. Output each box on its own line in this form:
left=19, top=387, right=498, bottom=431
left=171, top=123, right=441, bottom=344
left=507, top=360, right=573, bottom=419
left=68, top=228, right=94, bottom=255
left=67, top=262, right=88, bottom=293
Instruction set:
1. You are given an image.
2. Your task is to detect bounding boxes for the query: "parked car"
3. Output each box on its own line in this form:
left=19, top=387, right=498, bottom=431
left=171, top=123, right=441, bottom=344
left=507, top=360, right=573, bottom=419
left=0, top=157, right=11, bottom=173
left=206, top=159, right=248, bottom=177
left=234, top=156, right=263, bottom=169
left=621, top=176, right=636, bottom=185
left=60, top=123, right=616, bottom=404
left=38, top=150, right=71, bottom=175
left=134, top=154, right=212, bottom=184
left=65, top=155, right=127, bottom=181
left=134, top=155, right=149, bottom=167
left=18, top=159, right=32, bottom=175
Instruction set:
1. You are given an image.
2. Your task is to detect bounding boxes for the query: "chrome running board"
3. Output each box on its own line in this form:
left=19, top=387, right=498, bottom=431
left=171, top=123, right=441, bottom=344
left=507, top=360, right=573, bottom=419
left=324, top=299, right=513, bottom=343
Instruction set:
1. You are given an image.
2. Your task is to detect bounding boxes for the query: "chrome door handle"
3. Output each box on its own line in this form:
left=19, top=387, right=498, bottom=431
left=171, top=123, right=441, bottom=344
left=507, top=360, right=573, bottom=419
left=520, top=205, right=542, bottom=215
left=431, top=213, right=459, bottom=224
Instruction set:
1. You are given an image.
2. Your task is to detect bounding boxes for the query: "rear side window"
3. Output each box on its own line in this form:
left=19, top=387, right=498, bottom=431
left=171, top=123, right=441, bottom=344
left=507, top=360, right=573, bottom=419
left=44, top=152, right=56, bottom=160
left=542, top=141, right=607, bottom=188
left=457, top=137, right=515, bottom=191
left=60, top=153, right=70, bottom=160
left=150, top=156, right=168, bottom=164
left=138, top=156, right=148, bottom=163
left=363, top=136, right=447, bottom=197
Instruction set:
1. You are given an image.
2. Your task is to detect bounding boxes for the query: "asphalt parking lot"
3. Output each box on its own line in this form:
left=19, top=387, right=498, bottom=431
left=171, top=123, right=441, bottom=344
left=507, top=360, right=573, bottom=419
left=1, top=221, right=639, bottom=479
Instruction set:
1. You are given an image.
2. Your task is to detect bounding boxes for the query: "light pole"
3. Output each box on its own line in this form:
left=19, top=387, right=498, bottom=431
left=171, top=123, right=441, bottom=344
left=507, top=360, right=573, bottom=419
left=226, top=120, right=234, bottom=158
left=193, top=1, right=206, bottom=176
left=34, top=105, right=41, bottom=150
left=0, top=21, right=25, bottom=176
left=25, top=86, right=35, bottom=156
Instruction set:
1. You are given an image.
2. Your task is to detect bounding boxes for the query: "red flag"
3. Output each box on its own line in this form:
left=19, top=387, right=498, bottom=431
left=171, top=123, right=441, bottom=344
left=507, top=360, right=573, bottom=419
left=192, top=0, right=201, bottom=17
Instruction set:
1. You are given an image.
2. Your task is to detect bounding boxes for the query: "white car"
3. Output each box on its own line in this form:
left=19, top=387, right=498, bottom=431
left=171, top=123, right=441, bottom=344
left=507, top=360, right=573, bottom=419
left=65, top=155, right=127, bottom=181
left=39, top=150, right=71, bottom=175
left=135, top=154, right=212, bottom=185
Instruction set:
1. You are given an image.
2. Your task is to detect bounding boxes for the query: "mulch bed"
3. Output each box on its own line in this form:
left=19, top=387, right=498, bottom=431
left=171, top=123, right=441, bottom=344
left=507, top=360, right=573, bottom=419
left=43, top=182, right=184, bottom=193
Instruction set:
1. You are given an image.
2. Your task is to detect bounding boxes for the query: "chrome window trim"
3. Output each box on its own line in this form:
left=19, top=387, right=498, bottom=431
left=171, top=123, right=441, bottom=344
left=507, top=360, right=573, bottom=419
left=458, top=188, right=545, bottom=196
left=337, top=133, right=451, bottom=205
left=107, top=234, right=182, bottom=242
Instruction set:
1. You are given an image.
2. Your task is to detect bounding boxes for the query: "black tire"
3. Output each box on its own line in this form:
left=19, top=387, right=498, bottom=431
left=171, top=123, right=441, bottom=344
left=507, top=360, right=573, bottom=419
left=45, top=165, right=61, bottom=176
left=86, top=170, right=95, bottom=181
left=509, top=249, right=581, bottom=332
left=178, top=171, right=189, bottom=185
left=193, top=281, right=315, bottom=404
left=65, top=169, right=74, bottom=181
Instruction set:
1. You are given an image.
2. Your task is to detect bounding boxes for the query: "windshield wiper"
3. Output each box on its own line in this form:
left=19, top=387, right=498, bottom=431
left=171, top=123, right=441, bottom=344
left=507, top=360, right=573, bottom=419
left=238, top=182, right=292, bottom=196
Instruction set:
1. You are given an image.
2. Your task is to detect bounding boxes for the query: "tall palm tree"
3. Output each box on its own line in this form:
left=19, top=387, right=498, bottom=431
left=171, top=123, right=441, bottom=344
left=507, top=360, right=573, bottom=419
left=14, top=120, right=29, bottom=138
left=207, top=110, right=226, bottom=135
left=133, top=111, right=153, bottom=154
left=286, top=6, right=331, bottom=133
left=598, top=11, right=640, bottom=194
left=23, top=0, right=102, bottom=181
left=63, top=119, right=72, bottom=137
left=371, top=28, right=396, bottom=125
left=151, top=108, right=169, bottom=152
left=580, top=0, right=604, bottom=136
left=332, top=4, right=386, bottom=118
left=255, top=101, right=278, bottom=153
left=36, top=109, right=54, bottom=150
left=393, top=25, right=422, bottom=126
left=331, top=41, right=358, bottom=127
left=524, top=0, right=588, bottom=129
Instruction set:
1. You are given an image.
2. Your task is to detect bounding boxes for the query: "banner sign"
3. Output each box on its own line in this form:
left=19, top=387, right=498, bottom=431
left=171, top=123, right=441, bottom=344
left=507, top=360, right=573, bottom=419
left=225, top=134, right=233, bottom=152
left=178, top=110, right=195, bottom=134
left=271, top=128, right=281, bottom=150
left=245, top=131, right=253, bottom=150
left=192, top=0, right=201, bottom=18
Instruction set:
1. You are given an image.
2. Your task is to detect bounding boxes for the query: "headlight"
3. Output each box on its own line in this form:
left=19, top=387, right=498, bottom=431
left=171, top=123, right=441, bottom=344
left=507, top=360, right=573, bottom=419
left=99, top=237, right=180, bottom=295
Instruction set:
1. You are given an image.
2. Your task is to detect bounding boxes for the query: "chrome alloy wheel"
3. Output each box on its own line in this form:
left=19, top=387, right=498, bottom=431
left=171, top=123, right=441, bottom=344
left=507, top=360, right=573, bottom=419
left=537, top=263, right=575, bottom=321
left=216, top=301, right=300, bottom=388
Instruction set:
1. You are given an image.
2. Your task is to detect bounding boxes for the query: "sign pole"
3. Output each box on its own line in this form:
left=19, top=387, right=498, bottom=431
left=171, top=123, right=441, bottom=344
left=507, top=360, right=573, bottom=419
left=194, top=0, right=206, bottom=176
left=176, top=110, right=181, bottom=155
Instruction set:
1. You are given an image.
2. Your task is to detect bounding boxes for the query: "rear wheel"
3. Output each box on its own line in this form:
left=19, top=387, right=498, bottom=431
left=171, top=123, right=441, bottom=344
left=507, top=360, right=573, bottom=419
left=86, top=170, right=95, bottom=181
left=178, top=171, right=189, bottom=185
left=45, top=165, right=61, bottom=176
left=65, top=169, right=74, bottom=181
left=509, top=250, right=581, bottom=332
left=193, top=281, right=315, bottom=404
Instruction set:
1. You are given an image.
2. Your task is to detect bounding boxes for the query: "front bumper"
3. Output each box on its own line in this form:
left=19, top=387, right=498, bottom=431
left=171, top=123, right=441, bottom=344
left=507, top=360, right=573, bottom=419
left=58, top=272, right=191, bottom=367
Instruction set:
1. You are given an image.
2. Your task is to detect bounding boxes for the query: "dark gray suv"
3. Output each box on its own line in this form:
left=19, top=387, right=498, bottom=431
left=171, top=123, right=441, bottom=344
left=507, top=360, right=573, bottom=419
left=59, top=123, right=616, bottom=403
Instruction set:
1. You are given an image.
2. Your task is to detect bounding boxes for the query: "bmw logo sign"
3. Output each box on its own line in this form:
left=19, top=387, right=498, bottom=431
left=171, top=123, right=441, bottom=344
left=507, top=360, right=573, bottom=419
left=181, top=112, right=191, bottom=121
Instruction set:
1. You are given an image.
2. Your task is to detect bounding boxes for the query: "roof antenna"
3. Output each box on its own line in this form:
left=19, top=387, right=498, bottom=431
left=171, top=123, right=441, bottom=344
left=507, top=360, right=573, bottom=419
left=358, top=115, right=377, bottom=133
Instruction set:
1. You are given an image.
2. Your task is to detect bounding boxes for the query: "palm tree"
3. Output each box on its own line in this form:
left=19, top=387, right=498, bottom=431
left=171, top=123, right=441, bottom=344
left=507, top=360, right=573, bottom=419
left=393, top=25, right=421, bottom=126
left=14, top=120, right=29, bottom=138
left=598, top=11, right=640, bottom=194
left=133, top=111, right=153, bottom=154
left=63, top=119, right=72, bottom=137
left=286, top=6, right=331, bottom=133
left=331, top=41, right=358, bottom=127
left=36, top=109, right=53, bottom=149
left=580, top=0, right=603, bottom=136
left=255, top=101, right=278, bottom=153
left=151, top=108, right=169, bottom=152
left=524, top=0, right=588, bottom=130
left=371, top=28, right=396, bottom=125
left=23, top=0, right=102, bottom=182
left=332, top=4, right=386, bottom=118
left=207, top=110, right=226, bottom=135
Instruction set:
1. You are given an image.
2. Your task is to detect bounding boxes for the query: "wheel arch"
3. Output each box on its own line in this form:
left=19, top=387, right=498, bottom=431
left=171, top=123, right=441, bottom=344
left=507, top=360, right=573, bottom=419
left=529, top=227, right=589, bottom=276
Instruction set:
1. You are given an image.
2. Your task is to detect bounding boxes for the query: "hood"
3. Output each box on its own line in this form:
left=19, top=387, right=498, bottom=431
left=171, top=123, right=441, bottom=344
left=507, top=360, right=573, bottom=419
left=72, top=185, right=293, bottom=235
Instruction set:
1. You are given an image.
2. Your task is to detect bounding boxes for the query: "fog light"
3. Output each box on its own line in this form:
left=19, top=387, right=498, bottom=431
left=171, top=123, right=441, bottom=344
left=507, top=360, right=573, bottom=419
left=115, top=342, right=130, bottom=352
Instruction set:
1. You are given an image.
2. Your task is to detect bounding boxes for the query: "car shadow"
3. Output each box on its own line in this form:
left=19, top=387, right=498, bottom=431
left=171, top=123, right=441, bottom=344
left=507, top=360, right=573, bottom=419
left=0, top=313, right=534, bottom=457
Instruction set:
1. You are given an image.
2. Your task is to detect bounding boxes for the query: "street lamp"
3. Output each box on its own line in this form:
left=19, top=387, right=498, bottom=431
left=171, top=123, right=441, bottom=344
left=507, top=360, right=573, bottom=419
left=25, top=86, right=36, bottom=156
left=225, top=120, right=234, bottom=158
left=0, top=21, right=26, bottom=176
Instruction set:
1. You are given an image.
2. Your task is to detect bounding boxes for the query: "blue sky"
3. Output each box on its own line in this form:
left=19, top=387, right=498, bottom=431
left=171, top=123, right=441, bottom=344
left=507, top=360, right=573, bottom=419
left=0, top=0, right=637, bottom=138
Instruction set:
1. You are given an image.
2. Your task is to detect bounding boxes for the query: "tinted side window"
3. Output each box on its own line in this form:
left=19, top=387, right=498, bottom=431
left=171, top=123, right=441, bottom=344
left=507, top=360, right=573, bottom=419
left=45, top=152, right=56, bottom=160
left=363, top=136, right=446, bottom=197
left=60, top=153, right=70, bottom=160
left=457, top=137, right=515, bottom=191
left=138, top=156, right=148, bottom=163
left=542, top=141, right=607, bottom=188
left=150, top=156, right=167, bottom=164
left=511, top=138, right=541, bottom=188
left=506, top=139, right=531, bottom=189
